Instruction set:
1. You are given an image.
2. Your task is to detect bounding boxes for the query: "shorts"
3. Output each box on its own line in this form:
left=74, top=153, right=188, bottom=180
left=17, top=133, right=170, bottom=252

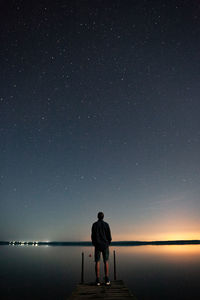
left=94, top=247, right=109, bottom=263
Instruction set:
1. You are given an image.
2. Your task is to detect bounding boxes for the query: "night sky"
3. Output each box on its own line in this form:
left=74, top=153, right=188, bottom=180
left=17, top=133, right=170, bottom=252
left=1, top=0, right=200, bottom=242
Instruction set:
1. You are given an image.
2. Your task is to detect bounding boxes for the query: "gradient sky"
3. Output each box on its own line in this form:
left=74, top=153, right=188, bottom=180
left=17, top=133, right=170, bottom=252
left=1, top=0, right=200, bottom=241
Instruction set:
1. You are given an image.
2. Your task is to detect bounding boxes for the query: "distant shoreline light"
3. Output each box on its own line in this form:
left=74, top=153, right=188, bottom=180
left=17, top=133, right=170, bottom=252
left=8, top=241, right=39, bottom=246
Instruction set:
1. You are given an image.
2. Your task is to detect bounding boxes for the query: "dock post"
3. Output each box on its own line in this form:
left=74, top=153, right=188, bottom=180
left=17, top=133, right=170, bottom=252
left=113, top=250, right=117, bottom=280
left=81, top=252, right=84, bottom=283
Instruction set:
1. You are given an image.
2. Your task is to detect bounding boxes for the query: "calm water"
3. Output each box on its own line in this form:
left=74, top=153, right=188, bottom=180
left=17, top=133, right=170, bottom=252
left=1, top=244, right=200, bottom=299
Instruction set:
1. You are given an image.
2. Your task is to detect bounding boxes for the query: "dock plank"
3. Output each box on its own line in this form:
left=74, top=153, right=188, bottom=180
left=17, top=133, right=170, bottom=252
left=68, top=280, right=137, bottom=299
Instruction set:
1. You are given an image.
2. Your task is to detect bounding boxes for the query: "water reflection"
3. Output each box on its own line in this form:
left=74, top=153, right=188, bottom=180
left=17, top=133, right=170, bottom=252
left=112, top=245, right=200, bottom=300
left=114, top=244, right=200, bottom=260
left=0, top=245, right=200, bottom=299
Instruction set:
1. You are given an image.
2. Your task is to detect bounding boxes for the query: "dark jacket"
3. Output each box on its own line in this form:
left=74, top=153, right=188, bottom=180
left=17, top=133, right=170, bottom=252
left=91, top=219, right=112, bottom=250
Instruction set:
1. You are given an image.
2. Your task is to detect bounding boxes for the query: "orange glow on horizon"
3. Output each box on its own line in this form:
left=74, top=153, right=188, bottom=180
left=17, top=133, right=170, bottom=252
left=112, top=232, right=200, bottom=242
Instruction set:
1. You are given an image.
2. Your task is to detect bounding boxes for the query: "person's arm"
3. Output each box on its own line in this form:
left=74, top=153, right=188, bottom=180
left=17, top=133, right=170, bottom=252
left=106, top=223, right=112, bottom=244
left=91, top=223, right=96, bottom=246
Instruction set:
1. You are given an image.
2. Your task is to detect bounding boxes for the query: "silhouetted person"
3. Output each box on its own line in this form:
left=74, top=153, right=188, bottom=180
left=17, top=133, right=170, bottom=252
left=91, top=212, right=112, bottom=286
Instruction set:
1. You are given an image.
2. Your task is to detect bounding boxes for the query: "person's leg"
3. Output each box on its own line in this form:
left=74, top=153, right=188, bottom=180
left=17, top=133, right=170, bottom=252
left=104, top=261, right=110, bottom=285
left=103, top=247, right=110, bottom=285
left=95, top=261, right=100, bottom=278
left=104, top=261, right=109, bottom=277
left=94, top=248, right=101, bottom=285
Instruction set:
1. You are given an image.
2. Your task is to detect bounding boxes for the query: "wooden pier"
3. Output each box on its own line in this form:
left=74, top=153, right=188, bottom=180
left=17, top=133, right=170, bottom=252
left=68, top=251, right=136, bottom=299
left=68, top=280, right=137, bottom=299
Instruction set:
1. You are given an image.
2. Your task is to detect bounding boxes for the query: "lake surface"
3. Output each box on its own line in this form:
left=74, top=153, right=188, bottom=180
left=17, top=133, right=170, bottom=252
left=1, top=244, right=200, bottom=299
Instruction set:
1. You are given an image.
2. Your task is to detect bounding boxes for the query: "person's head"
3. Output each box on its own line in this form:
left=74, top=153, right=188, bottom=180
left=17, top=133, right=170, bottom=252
left=97, top=211, right=104, bottom=220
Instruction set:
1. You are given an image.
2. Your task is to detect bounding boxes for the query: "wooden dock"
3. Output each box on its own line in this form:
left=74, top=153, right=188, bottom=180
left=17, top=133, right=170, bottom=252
left=68, top=280, right=137, bottom=299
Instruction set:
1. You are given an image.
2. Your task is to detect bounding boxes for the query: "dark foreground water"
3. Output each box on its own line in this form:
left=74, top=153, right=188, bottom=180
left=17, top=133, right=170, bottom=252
left=1, top=244, right=200, bottom=299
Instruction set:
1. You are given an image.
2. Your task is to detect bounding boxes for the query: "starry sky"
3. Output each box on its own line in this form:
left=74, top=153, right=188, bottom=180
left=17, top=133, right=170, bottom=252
left=1, top=0, right=200, bottom=242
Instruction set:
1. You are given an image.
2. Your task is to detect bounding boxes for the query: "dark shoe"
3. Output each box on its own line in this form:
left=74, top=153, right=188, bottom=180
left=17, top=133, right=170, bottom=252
left=96, top=277, right=100, bottom=286
left=105, top=276, right=110, bottom=286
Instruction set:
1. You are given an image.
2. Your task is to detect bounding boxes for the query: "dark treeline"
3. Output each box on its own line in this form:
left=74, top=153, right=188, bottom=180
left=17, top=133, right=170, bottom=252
left=1, top=240, right=200, bottom=246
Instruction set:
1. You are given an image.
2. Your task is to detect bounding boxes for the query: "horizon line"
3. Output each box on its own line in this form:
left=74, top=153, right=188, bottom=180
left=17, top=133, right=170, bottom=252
left=1, top=239, right=200, bottom=246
